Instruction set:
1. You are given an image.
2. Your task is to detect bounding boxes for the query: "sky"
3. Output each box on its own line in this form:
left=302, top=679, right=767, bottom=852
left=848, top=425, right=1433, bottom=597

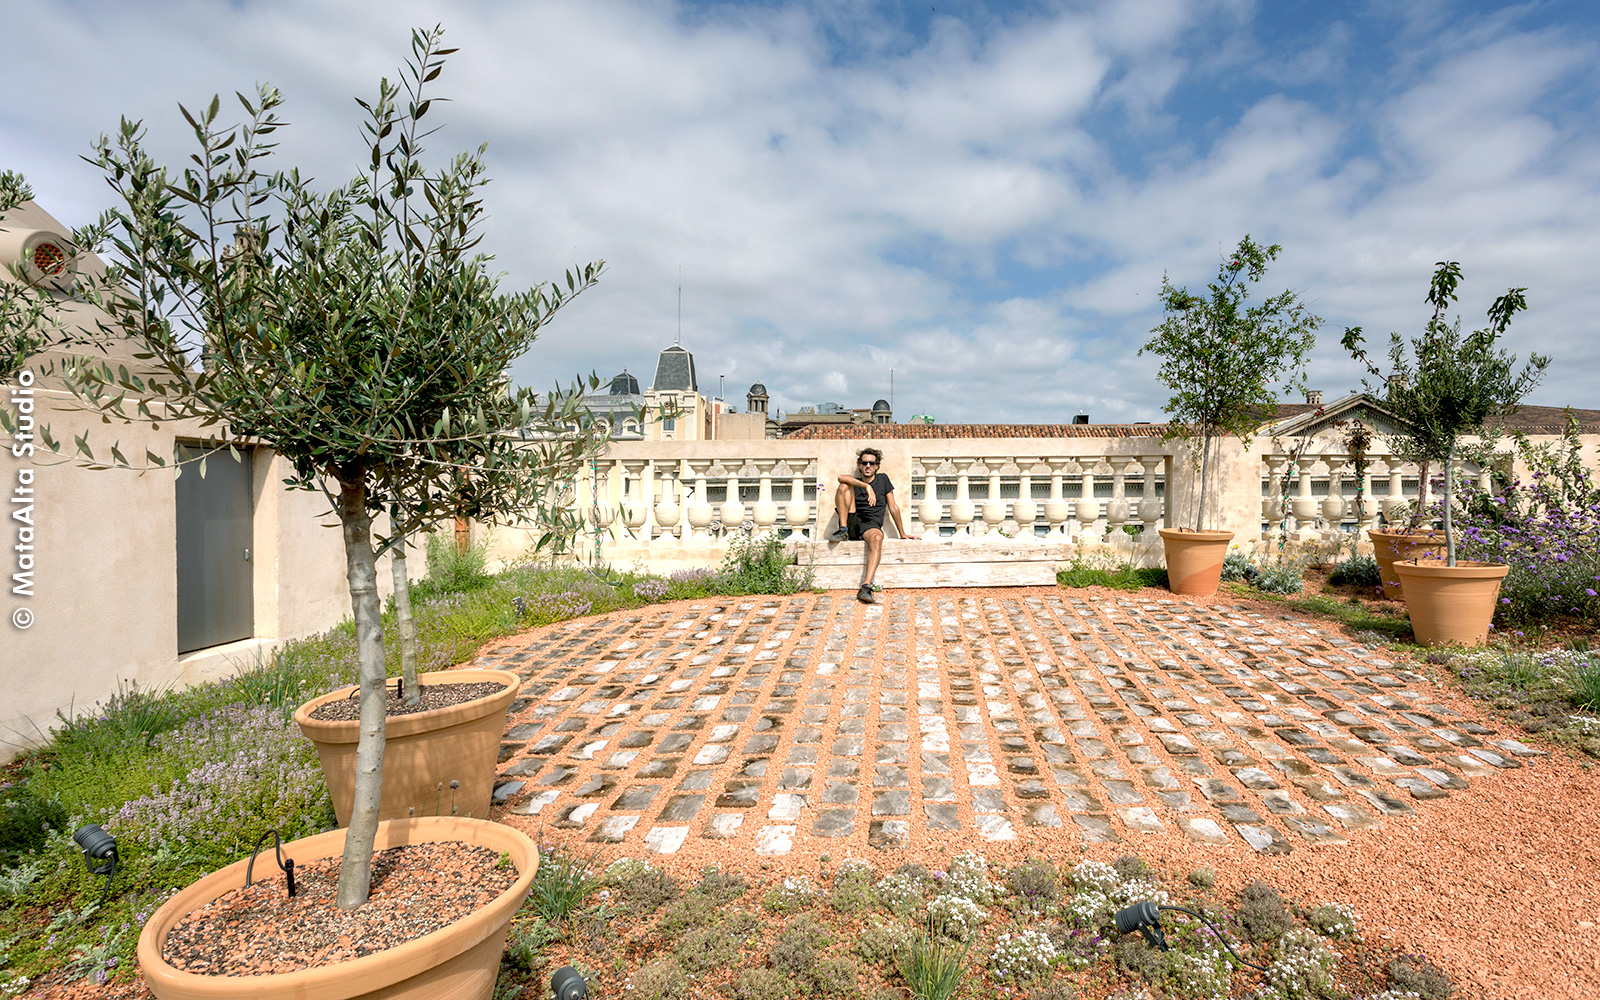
left=5, top=0, right=1597, bottom=424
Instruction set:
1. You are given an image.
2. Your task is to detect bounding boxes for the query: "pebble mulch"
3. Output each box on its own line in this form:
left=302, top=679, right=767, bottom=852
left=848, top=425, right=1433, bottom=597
left=308, top=681, right=508, bottom=721
left=162, top=842, right=515, bottom=975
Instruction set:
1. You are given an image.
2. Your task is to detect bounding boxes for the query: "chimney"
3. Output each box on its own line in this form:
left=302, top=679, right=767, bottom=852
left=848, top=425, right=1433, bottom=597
left=1072, top=413, right=1089, bottom=425
left=1388, top=373, right=1407, bottom=393
left=1305, top=390, right=1323, bottom=406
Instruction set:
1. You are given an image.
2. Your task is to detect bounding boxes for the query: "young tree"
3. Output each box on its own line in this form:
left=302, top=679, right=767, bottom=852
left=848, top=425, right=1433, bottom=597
left=1342, top=261, right=1548, bottom=566
left=1140, top=236, right=1321, bottom=531
left=44, top=28, right=607, bottom=908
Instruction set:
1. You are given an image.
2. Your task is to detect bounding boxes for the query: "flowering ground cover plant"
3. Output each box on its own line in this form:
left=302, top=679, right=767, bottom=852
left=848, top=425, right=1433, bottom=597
left=493, top=848, right=1448, bottom=1000
left=1451, top=415, right=1600, bottom=627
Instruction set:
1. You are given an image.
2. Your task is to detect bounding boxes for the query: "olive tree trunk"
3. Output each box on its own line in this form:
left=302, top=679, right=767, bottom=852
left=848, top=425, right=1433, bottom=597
left=335, top=476, right=387, bottom=910
left=1442, top=442, right=1457, bottom=567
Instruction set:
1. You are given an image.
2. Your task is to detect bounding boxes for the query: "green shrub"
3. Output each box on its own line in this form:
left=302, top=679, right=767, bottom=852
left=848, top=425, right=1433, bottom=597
left=723, top=967, right=788, bottom=1000
left=504, top=917, right=555, bottom=972
left=1255, top=559, right=1305, bottom=594
left=676, top=922, right=744, bottom=973
left=1329, top=554, right=1382, bottom=587
left=1187, top=867, right=1216, bottom=889
left=659, top=892, right=718, bottom=936
left=1235, top=882, right=1293, bottom=943
left=1005, top=858, right=1060, bottom=914
left=830, top=859, right=876, bottom=915
left=1057, top=560, right=1167, bottom=591
left=809, top=954, right=863, bottom=999
left=1221, top=549, right=1257, bottom=582
left=1112, top=933, right=1170, bottom=984
left=425, top=531, right=492, bottom=593
left=770, top=925, right=818, bottom=979
left=1387, top=954, right=1453, bottom=999
left=617, top=864, right=680, bottom=915
left=628, top=958, right=690, bottom=1000
left=1112, top=855, right=1153, bottom=881
left=854, top=921, right=912, bottom=966
left=0, top=786, right=66, bottom=862
left=718, top=531, right=812, bottom=595
left=693, top=866, right=749, bottom=905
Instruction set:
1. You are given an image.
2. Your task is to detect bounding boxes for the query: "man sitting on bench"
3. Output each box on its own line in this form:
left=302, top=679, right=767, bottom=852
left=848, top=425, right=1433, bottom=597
left=829, top=447, right=917, bottom=603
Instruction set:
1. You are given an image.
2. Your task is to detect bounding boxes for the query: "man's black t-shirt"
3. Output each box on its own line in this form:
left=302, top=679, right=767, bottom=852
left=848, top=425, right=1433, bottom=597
left=853, top=473, right=893, bottom=516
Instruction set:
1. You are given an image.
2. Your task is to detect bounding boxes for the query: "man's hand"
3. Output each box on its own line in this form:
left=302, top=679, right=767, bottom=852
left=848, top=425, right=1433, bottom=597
left=864, top=486, right=876, bottom=507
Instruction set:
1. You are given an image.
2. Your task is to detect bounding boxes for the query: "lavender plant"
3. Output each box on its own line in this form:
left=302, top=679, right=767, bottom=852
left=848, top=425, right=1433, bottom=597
left=1453, top=419, right=1600, bottom=624
left=109, top=704, right=331, bottom=860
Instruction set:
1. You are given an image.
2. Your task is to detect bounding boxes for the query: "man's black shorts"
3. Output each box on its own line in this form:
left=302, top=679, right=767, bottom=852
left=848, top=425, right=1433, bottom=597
left=847, top=510, right=885, bottom=540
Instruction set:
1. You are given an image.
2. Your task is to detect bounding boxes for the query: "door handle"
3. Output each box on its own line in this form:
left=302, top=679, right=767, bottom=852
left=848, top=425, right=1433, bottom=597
left=243, top=548, right=251, bottom=562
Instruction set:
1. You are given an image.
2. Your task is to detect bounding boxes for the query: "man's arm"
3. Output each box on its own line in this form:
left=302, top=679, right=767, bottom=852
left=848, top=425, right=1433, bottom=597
left=838, top=472, right=875, bottom=506
left=886, top=491, right=917, bottom=539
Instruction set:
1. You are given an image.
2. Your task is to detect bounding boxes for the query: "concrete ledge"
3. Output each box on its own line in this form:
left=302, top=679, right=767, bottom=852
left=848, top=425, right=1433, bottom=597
left=790, top=539, right=1069, bottom=589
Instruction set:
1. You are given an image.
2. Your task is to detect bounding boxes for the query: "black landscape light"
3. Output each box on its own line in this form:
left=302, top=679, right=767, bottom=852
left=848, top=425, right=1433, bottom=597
left=551, top=964, right=589, bottom=999
left=72, top=824, right=119, bottom=908
left=1114, top=901, right=1268, bottom=973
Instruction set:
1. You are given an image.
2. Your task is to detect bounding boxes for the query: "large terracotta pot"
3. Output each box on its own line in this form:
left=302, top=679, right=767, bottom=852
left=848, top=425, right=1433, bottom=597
left=1158, top=528, right=1235, bottom=597
left=1394, top=560, right=1509, bottom=647
left=1369, top=528, right=1446, bottom=600
left=294, top=669, right=518, bottom=826
left=137, top=816, right=537, bottom=1000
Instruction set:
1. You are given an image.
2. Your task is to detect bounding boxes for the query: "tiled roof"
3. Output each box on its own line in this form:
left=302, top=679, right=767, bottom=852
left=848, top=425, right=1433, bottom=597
left=785, top=423, right=1169, bottom=439
left=652, top=346, right=697, bottom=392
left=1267, top=401, right=1600, bottom=434
left=784, top=403, right=1600, bottom=440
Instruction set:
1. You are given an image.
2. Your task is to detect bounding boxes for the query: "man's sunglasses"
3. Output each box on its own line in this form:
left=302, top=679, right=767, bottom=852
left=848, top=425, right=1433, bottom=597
left=859, top=460, right=878, bottom=467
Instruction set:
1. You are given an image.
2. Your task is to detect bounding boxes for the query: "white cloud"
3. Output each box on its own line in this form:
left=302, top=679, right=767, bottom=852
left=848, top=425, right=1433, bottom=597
left=5, top=0, right=1597, bottom=422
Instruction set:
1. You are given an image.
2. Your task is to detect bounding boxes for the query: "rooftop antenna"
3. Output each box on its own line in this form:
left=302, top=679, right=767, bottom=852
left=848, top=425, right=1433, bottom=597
left=676, top=266, right=682, bottom=346
left=890, top=368, right=894, bottom=410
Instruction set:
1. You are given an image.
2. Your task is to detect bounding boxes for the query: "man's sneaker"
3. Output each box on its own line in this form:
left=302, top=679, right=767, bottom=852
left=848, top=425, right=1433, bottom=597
left=857, top=584, right=875, bottom=604
left=829, top=527, right=850, bottom=542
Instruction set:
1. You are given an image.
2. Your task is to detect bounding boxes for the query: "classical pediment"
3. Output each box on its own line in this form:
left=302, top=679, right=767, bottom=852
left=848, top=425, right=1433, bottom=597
left=1259, top=393, right=1411, bottom=447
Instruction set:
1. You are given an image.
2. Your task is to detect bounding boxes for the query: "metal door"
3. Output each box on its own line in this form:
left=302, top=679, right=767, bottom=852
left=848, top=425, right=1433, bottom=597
left=175, top=444, right=253, bottom=652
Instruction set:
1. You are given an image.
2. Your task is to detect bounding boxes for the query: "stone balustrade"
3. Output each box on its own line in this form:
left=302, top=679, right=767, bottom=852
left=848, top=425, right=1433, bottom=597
left=482, top=437, right=1184, bottom=572
left=480, top=433, right=1566, bottom=573
left=1258, top=450, right=1503, bottom=544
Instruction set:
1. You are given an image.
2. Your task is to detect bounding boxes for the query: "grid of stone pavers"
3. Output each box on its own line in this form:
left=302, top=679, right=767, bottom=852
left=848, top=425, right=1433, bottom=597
left=479, top=590, right=1543, bottom=857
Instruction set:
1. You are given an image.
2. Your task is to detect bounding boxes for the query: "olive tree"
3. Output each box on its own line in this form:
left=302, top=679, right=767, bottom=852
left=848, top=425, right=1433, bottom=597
left=1342, top=261, right=1548, bottom=565
left=1139, top=236, right=1320, bottom=531
left=45, top=28, right=606, bottom=908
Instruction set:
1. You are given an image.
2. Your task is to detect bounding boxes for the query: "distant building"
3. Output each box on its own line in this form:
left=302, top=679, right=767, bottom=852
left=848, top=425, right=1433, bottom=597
left=577, top=343, right=777, bottom=439
left=776, top=397, right=892, bottom=435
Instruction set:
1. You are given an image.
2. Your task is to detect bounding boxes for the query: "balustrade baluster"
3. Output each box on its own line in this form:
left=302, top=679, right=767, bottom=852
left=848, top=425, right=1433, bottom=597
left=1045, top=463, right=1070, bottom=537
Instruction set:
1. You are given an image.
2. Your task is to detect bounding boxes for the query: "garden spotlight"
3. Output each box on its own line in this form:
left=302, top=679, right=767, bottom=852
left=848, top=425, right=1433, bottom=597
left=551, top=965, right=589, bottom=999
left=1113, top=901, right=1269, bottom=973
left=72, top=824, right=119, bottom=908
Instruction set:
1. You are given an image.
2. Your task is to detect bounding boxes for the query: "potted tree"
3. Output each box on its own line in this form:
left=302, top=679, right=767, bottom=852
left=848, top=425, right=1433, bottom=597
left=1342, top=262, right=1547, bottom=645
left=38, top=29, right=606, bottom=998
left=1140, top=236, right=1320, bottom=595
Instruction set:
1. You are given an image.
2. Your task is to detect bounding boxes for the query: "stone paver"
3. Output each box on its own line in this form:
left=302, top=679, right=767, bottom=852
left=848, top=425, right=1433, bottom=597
left=483, top=590, right=1531, bottom=858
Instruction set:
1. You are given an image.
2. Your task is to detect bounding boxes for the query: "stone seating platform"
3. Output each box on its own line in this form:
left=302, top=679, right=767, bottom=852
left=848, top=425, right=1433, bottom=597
left=788, top=537, right=1073, bottom=589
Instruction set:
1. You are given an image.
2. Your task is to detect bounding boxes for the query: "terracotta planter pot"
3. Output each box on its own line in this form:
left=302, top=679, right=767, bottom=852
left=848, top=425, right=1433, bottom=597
left=294, top=669, right=518, bottom=826
left=1394, top=559, right=1509, bottom=647
left=1368, top=528, right=1445, bottom=600
left=137, top=816, right=537, bottom=1000
left=1158, top=528, right=1235, bottom=597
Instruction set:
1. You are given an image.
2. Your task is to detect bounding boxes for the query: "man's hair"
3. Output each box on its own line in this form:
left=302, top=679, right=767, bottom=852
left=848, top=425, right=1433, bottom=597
left=857, top=447, right=884, bottom=465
